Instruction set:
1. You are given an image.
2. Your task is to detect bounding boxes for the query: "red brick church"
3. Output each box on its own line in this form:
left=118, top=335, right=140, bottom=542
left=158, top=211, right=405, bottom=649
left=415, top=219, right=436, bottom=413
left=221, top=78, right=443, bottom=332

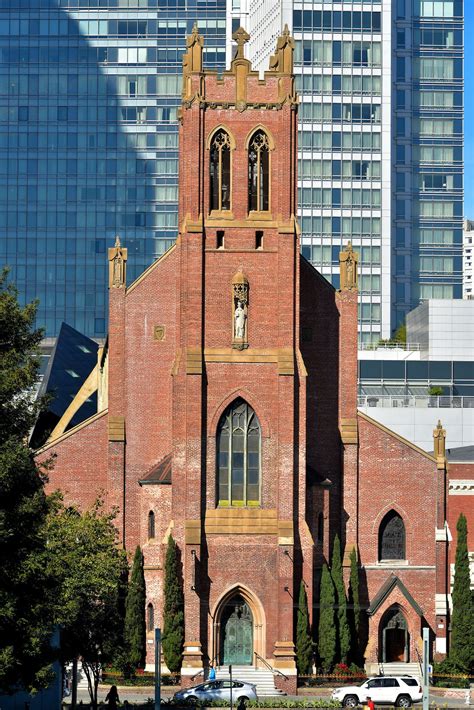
left=40, top=26, right=453, bottom=692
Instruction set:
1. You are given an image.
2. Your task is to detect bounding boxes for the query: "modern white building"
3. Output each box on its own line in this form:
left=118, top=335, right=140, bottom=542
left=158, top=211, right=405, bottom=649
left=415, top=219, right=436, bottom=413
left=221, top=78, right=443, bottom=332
left=228, top=0, right=464, bottom=344
left=358, top=299, right=474, bottom=451
left=464, top=219, right=473, bottom=299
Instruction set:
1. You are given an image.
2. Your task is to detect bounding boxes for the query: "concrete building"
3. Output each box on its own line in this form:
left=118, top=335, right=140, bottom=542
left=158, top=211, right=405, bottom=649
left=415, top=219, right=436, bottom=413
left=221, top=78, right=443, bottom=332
left=464, top=219, right=473, bottom=299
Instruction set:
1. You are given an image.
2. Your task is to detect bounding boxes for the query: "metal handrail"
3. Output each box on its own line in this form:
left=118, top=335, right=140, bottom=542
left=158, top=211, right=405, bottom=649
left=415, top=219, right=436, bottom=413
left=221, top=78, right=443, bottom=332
left=192, top=657, right=219, bottom=682
left=191, top=668, right=205, bottom=682
left=358, top=394, right=474, bottom=409
left=254, top=652, right=289, bottom=680
left=415, top=647, right=423, bottom=679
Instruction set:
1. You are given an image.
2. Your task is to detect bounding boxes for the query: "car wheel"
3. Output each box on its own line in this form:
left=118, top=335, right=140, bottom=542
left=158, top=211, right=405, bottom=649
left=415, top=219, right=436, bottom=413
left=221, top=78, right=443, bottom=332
left=187, top=696, right=198, bottom=704
left=343, top=695, right=359, bottom=707
left=396, top=695, right=412, bottom=707
left=240, top=697, right=249, bottom=704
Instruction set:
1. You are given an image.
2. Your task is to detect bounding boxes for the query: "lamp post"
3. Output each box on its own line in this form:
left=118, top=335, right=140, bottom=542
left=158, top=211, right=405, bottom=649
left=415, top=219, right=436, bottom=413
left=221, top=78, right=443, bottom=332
left=155, top=628, right=161, bottom=710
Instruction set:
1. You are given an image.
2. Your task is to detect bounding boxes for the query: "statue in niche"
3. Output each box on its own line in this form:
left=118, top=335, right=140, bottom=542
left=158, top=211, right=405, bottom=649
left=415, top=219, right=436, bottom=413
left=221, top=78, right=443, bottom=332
left=108, top=235, right=127, bottom=289
left=234, top=301, right=246, bottom=339
left=232, top=270, right=249, bottom=349
left=339, top=241, right=358, bottom=291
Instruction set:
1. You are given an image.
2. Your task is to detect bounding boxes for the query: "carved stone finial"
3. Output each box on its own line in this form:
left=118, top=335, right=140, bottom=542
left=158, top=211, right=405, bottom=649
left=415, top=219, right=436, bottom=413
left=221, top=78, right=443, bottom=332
left=269, top=24, right=295, bottom=74
left=433, top=420, right=446, bottom=466
left=182, top=23, right=204, bottom=99
left=339, top=241, right=358, bottom=291
left=108, top=235, right=128, bottom=289
left=232, top=26, right=250, bottom=60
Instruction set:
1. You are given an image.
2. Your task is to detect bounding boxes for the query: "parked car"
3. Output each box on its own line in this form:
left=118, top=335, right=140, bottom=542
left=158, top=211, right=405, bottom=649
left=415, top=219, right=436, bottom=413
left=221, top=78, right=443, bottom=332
left=174, top=679, right=257, bottom=704
left=331, top=675, right=422, bottom=707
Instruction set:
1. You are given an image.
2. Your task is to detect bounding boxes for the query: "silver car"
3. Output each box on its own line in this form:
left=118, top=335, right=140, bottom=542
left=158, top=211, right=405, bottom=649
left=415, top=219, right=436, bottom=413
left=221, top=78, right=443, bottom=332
left=174, top=679, right=257, bottom=704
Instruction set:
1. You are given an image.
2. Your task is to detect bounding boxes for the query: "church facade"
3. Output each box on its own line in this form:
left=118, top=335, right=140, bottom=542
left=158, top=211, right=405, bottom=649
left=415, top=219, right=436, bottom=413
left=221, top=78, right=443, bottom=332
left=40, top=27, right=452, bottom=691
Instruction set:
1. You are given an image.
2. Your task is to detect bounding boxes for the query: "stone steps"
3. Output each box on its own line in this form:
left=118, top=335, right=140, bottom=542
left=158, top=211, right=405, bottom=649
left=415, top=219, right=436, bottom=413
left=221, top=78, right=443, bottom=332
left=215, top=666, right=286, bottom=696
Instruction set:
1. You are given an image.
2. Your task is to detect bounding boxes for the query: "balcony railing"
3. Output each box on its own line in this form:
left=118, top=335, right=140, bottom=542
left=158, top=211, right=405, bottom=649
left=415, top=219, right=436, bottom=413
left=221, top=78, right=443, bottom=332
left=359, top=342, right=421, bottom=351
left=358, top=395, right=474, bottom=409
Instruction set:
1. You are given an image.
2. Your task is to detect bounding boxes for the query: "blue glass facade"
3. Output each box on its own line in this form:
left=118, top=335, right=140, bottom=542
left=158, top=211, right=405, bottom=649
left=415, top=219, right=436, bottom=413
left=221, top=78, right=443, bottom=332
left=393, top=0, right=463, bottom=327
left=0, top=0, right=226, bottom=337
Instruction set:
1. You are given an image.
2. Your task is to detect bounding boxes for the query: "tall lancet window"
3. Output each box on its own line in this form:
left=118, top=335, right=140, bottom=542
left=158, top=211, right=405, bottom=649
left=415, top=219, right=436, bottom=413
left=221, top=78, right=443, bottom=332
left=248, top=130, right=269, bottom=212
left=210, top=129, right=231, bottom=212
left=217, top=399, right=261, bottom=507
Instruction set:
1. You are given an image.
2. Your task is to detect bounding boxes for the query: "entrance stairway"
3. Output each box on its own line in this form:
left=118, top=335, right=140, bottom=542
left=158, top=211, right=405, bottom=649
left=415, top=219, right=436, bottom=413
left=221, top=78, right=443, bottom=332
left=215, top=666, right=286, bottom=697
left=379, top=662, right=422, bottom=680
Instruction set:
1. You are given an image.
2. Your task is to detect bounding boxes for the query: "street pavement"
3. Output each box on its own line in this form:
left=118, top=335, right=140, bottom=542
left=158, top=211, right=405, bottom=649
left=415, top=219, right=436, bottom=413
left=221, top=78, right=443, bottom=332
left=63, top=685, right=472, bottom=708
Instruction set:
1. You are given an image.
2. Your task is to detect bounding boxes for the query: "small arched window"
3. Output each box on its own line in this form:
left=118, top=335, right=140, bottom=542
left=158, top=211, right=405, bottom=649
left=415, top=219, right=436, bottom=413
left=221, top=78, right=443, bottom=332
left=210, top=129, right=231, bottom=212
left=248, top=130, right=270, bottom=212
left=217, top=398, right=261, bottom=507
left=379, top=510, right=406, bottom=561
left=148, top=510, right=155, bottom=540
left=147, top=602, right=154, bottom=632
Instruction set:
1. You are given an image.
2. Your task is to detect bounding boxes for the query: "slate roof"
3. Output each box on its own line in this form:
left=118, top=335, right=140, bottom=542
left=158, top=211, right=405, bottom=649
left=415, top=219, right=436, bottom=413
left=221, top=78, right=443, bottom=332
left=139, top=453, right=172, bottom=485
left=367, top=573, right=424, bottom=617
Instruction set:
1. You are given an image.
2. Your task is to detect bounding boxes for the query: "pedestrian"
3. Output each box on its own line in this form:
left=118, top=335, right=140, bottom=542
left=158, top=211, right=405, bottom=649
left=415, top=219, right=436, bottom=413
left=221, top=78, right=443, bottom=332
left=209, top=665, right=216, bottom=681
left=366, top=695, right=375, bottom=710
left=105, top=684, right=120, bottom=709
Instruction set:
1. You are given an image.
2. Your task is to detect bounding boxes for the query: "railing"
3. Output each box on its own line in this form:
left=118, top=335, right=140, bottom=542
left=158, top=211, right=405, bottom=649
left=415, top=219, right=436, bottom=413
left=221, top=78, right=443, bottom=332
left=359, top=342, right=422, bottom=351
left=415, top=647, right=423, bottom=680
left=358, top=395, right=474, bottom=409
left=192, top=657, right=219, bottom=682
left=254, top=652, right=288, bottom=680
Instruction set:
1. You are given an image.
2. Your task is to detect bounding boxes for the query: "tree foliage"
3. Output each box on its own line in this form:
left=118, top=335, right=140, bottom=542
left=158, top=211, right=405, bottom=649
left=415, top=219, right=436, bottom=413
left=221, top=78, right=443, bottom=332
left=125, top=546, right=146, bottom=669
left=450, top=513, right=474, bottom=672
left=0, top=270, right=57, bottom=693
left=162, top=535, right=184, bottom=673
left=296, top=581, right=313, bottom=675
left=46, top=498, right=128, bottom=710
left=347, top=547, right=361, bottom=664
left=317, top=563, right=336, bottom=671
left=331, top=535, right=351, bottom=664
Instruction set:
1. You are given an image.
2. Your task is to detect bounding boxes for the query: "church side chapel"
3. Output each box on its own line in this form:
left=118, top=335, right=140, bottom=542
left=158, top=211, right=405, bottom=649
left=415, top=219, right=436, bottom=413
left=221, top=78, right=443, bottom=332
left=39, top=26, right=450, bottom=691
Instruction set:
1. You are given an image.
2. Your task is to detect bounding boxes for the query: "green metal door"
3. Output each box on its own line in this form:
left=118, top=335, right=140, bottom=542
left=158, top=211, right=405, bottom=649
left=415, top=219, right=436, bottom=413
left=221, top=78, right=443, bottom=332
left=221, top=597, right=253, bottom=665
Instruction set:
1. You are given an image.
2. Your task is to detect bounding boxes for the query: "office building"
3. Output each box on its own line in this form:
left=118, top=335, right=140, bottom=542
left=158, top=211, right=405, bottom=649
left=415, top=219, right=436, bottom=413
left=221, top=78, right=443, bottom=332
left=0, top=0, right=226, bottom=337
left=233, top=0, right=464, bottom=343
left=464, top=219, right=473, bottom=299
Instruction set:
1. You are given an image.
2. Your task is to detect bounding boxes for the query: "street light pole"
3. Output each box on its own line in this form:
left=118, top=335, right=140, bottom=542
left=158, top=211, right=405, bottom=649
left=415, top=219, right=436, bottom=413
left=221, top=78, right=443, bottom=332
left=422, top=627, right=429, bottom=710
left=155, top=628, right=162, bottom=710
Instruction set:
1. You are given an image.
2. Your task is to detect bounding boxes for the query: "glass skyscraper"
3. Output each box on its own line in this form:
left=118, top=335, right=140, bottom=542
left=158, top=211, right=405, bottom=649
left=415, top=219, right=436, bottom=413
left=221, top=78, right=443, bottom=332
left=0, top=0, right=226, bottom=337
left=237, top=0, right=463, bottom=343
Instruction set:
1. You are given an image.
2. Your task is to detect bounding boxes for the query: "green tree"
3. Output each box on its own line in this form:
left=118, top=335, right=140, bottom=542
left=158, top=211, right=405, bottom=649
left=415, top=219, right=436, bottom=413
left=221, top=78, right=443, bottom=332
left=393, top=322, right=406, bottom=344
left=162, top=535, right=184, bottom=673
left=124, top=545, right=146, bottom=669
left=331, top=535, right=350, bottom=664
left=296, top=581, right=313, bottom=675
left=450, top=513, right=474, bottom=672
left=347, top=547, right=361, bottom=664
left=318, top=563, right=336, bottom=671
left=46, top=498, right=128, bottom=710
left=0, top=270, right=57, bottom=693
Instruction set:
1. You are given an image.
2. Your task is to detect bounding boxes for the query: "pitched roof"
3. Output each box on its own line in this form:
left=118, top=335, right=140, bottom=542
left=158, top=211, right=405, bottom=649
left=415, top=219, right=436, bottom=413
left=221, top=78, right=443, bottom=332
left=139, top=453, right=172, bottom=485
left=367, top=573, right=424, bottom=617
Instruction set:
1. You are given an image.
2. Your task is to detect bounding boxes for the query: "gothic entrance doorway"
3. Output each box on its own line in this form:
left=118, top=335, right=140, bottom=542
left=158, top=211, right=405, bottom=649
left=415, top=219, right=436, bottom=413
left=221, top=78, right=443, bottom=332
left=381, top=607, right=409, bottom=662
left=220, top=594, right=253, bottom=665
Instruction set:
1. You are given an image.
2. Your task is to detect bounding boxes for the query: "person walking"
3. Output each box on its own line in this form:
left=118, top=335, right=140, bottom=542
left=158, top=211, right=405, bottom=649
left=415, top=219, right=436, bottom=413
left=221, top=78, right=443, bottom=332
left=209, top=665, right=216, bottom=681
left=105, top=684, right=120, bottom=709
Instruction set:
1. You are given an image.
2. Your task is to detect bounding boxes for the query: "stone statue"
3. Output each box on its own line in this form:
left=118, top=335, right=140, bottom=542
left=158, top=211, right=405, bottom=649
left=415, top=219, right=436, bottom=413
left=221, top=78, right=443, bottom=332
left=234, top=300, right=246, bottom=339
left=108, top=235, right=127, bottom=289
left=339, top=241, right=358, bottom=291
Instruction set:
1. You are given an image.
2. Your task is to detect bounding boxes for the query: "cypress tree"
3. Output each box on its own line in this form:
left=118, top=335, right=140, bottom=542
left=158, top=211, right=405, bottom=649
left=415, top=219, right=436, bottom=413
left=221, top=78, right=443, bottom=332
left=348, top=547, right=361, bottom=664
left=296, top=581, right=313, bottom=675
left=450, top=514, right=474, bottom=672
left=331, top=535, right=351, bottom=664
left=124, top=546, right=146, bottom=669
left=318, top=563, right=336, bottom=671
left=162, top=535, right=184, bottom=673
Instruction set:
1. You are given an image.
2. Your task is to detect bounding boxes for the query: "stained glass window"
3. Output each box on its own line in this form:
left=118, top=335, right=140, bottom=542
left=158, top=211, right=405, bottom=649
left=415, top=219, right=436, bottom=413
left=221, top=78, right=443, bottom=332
left=379, top=510, right=406, bottom=560
left=210, top=129, right=231, bottom=212
left=248, top=130, right=269, bottom=212
left=217, top=399, right=261, bottom=506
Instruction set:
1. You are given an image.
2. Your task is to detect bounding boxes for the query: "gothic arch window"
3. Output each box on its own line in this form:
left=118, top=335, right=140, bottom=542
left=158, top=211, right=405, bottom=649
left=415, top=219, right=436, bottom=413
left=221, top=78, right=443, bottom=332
left=147, top=602, right=154, bottom=632
left=148, top=510, right=155, bottom=540
left=248, top=130, right=270, bottom=212
left=379, top=510, right=406, bottom=561
left=210, top=129, right=231, bottom=212
left=217, top=398, right=261, bottom=507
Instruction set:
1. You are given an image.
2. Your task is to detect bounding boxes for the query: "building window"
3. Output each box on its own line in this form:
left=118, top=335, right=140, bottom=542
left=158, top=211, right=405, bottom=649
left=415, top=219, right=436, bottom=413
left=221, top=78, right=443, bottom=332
left=248, top=130, right=269, bottom=212
left=147, top=602, right=154, bottom=632
left=217, top=398, right=261, bottom=507
left=148, top=510, right=155, bottom=540
left=210, top=130, right=231, bottom=212
left=379, top=510, right=406, bottom=561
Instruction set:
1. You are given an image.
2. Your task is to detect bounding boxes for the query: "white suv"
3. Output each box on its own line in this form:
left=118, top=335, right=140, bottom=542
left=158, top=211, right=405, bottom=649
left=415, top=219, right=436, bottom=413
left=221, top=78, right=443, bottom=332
left=331, top=675, right=422, bottom=707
